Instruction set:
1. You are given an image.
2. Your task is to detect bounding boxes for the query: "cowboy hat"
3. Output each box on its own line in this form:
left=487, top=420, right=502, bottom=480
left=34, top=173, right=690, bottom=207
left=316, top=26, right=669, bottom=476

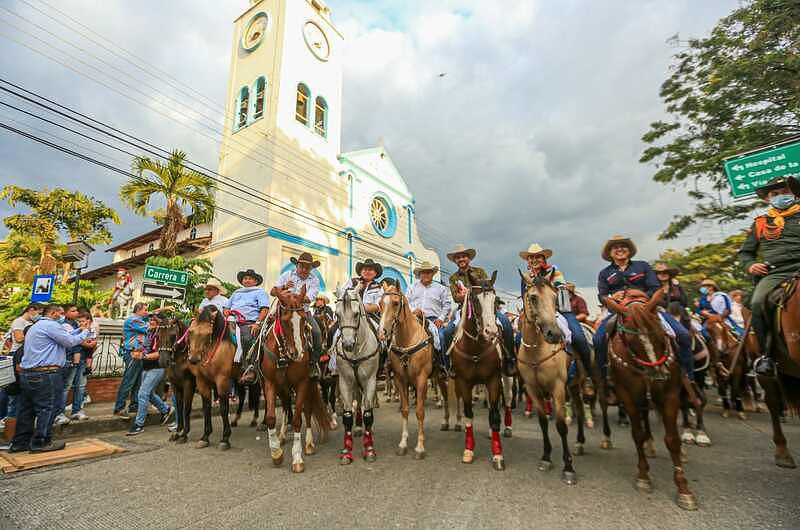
left=446, top=243, right=476, bottom=262
left=204, top=277, right=227, bottom=295
left=315, top=293, right=330, bottom=304
left=519, top=243, right=553, bottom=260
left=236, top=268, right=263, bottom=286
left=565, top=282, right=577, bottom=293
left=755, top=175, right=800, bottom=199
left=355, top=258, right=383, bottom=277
left=699, top=278, right=718, bottom=289
left=601, top=235, right=638, bottom=262
left=290, top=252, right=321, bottom=268
left=653, top=263, right=679, bottom=276
left=413, top=260, right=439, bottom=277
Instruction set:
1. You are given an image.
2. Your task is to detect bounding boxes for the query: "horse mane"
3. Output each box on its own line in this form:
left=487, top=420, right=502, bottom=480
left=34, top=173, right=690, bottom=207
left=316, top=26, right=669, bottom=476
left=626, top=303, right=668, bottom=348
left=198, top=305, right=227, bottom=343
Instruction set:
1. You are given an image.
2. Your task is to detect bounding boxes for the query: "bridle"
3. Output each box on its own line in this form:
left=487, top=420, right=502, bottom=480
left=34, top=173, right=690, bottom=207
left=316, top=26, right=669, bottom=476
left=336, top=289, right=363, bottom=337
left=382, top=290, right=431, bottom=367
left=155, top=319, right=188, bottom=366
left=272, top=302, right=308, bottom=362
left=518, top=278, right=563, bottom=370
left=610, top=300, right=675, bottom=378
left=335, top=287, right=379, bottom=372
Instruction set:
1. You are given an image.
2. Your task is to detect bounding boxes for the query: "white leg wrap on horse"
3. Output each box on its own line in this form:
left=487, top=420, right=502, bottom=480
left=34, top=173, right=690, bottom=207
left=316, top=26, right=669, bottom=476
left=305, top=427, right=314, bottom=446
left=400, top=418, right=409, bottom=448
left=292, top=432, right=302, bottom=463
left=268, top=428, right=280, bottom=451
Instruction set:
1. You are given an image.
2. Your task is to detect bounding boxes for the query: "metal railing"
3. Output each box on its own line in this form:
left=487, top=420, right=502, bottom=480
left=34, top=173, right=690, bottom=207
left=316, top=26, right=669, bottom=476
left=89, top=334, right=125, bottom=378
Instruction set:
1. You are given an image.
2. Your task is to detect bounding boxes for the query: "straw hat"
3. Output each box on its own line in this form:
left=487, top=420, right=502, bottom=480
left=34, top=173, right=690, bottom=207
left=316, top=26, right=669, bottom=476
left=413, top=260, right=439, bottom=277
left=446, top=244, right=476, bottom=262
left=565, top=282, right=576, bottom=293
left=699, top=278, right=718, bottom=289
left=315, top=294, right=330, bottom=304
left=653, top=263, right=679, bottom=276
left=204, top=277, right=227, bottom=295
left=519, top=243, right=553, bottom=260
left=290, top=252, right=321, bottom=268
left=601, top=235, right=637, bottom=262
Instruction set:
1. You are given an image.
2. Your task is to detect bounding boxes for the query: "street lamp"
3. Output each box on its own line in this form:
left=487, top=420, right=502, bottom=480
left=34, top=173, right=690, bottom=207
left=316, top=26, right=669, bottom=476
left=64, top=240, right=95, bottom=304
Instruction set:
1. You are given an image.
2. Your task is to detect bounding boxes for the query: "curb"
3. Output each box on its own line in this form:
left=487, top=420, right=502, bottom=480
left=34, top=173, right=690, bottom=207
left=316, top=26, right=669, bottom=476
left=53, top=406, right=221, bottom=438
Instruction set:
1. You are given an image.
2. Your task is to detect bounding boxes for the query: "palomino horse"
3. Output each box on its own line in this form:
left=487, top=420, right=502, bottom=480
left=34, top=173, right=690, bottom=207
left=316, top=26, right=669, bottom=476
left=334, top=285, right=381, bottom=464
left=758, top=273, right=800, bottom=468
left=186, top=306, right=240, bottom=450
left=451, top=271, right=508, bottom=470
left=517, top=273, right=580, bottom=483
left=605, top=290, right=697, bottom=510
left=378, top=279, right=434, bottom=459
left=156, top=315, right=195, bottom=444
left=260, top=287, right=330, bottom=473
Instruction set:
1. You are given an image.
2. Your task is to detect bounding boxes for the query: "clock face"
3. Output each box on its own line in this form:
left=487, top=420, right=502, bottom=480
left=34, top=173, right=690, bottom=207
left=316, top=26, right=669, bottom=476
left=303, top=21, right=330, bottom=61
left=242, top=12, right=268, bottom=52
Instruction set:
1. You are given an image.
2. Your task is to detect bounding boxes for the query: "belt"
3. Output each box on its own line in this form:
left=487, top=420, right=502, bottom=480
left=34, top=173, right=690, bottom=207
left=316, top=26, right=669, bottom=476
left=24, top=365, right=62, bottom=373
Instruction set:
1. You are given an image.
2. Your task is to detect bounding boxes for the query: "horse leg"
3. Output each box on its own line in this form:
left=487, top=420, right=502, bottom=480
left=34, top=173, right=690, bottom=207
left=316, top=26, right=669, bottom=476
left=553, top=383, right=576, bottom=484
left=458, top=379, right=476, bottom=464
left=396, top=373, right=410, bottom=456
left=488, top=377, right=505, bottom=471
left=439, top=375, right=450, bottom=431
left=733, top=366, right=747, bottom=420
left=196, top=393, right=213, bottom=449
left=249, top=383, right=260, bottom=427
left=362, top=363, right=378, bottom=462
left=526, top=383, right=552, bottom=471
left=303, top=394, right=315, bottom=457
left=759, top=375, right=797, bottom=468
left=621, top=387, right=651, bottom=493
left=413, top=372, right=429, bottom=459
left=597, top=369, right=612, bottom=449
left=263, top=380, right=283, bottom=465
left=291, top=381, right=307, bottom=473
left=218, top=382, right=232, bottom=450
left=720, top=379, right=732, bottom=418
left=663, top=388, right=698, bottom=510
left=641, top=402, right=656, bottom=458
left=177, top=379, right=193, bottom=444
left=169, top=384, right=182, bottom=442
left=338, top=366, right=355, bottom=464
left=680, top=390, right=696, bottom=445
left=231, top=382, right=244, bottom=428
left=694, top=375, right=711, bottom=447
left=502, top=375, right=514, bottom=438
left=571, top=384, right=586, bottom=457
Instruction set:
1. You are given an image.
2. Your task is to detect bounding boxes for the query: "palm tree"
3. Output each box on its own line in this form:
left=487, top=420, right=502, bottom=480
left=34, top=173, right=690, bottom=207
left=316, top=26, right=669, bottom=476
left=121, top=150, right=215, bottom=258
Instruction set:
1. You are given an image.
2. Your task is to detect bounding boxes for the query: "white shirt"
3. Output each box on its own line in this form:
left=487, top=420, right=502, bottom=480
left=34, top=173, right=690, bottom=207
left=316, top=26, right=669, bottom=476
left=710, top=292, right=733, bottom=315
left=730, top=301, right=745, bottom=329
left=199, top=294, right=229, bottom=312
left=406, top=280, right=451, bottom=321
left=276, top=269, right=320, bottom=309
left=350, top=278, right=383, bottom=307
left=9, top=316, right=33, bottom=352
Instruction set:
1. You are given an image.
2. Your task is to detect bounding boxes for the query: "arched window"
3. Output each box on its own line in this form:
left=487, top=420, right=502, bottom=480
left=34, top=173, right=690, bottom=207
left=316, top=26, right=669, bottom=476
left=295, top=83, right=310, bottom=126
left=252, top=77, right=266, bottom=120
left=314, top=96, right=327, bottom=137
left=236, top=86, right=249, bottom=129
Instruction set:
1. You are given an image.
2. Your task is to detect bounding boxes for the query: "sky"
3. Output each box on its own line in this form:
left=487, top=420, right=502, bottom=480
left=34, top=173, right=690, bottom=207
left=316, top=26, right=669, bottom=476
left=0, top=0, right=742, bottom=293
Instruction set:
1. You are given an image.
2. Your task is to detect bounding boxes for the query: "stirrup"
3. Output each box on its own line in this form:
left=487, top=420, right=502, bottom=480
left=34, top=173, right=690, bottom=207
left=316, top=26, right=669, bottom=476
left=240, top=365, right=257, bottom=383
left=753, top=356, right=776, bottom=377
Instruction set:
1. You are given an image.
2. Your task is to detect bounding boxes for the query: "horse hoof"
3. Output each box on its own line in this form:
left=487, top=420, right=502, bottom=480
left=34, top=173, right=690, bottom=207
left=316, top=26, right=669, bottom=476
left=454, top=424, right=462, bottom=432
left=169, top=433, right=179, bottom=442
left=775, top=453, right=797, bottom=469
left=256, top=424, right=267, bottom=432
left=644, top=442, right=656, bottom=458
left=721, top=410, right=730, bottom=418
left=219, top=441, right=231, bottom=451
left=538, top=460, right=552, bottom=472
left=176, top=435, right=187, bottom=445
left=492, top=458, right=506, bottom=471
left=681, top=431, right=695, bottom=445
left=279, top=437, right=287, bottom=447
left=440, top=423, right=450, bottom=431
left=574, top=444, right=584, bottom=456
left=737, top=412, right=747, bottom=421
left=364, top=452, right=377, bottom=463
left=292, top=462, right=305, bottom=473
left=503, top=428, right=512, bottom=438
left=562, top=471, right=577, bottom=485
left=413, top=450, right=426, bottom=460
left=462, top=450, right=474, bottom=464
left=271, top=451, right=284, bottom=466
left=339, top=454, right=353, bottom=465
left=524, top=411, right=532, bottom=418
left=195, top=440, right=209, bottom=449
left=695, top=432, right=712, bottom=447
left=396, top=447, right=408, bottom=457
left=249, top=420, right=258, bottom=428
left=305, top=445, right=316, bottom=456
left=600, top=439, right=613, bottom=450
left=676, top=493, right=698, bottom=511
left=435, top=401, right=443, bottom=409
left=635, top=478, right=652, bottom=493
left=230, top=421, right=238, bottom=428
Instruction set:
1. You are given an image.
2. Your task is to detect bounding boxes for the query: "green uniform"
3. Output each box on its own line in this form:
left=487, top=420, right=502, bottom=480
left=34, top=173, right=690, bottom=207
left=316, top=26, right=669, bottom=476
left=737, top=210, right=800, bottom=351
left=448, top=266, right=488, bottom=304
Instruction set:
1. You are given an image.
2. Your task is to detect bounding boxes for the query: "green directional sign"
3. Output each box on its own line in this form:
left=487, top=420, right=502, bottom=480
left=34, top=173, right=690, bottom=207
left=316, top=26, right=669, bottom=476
left=724, top=140, right=800, bottom=199
left=143, top=264, right=188, bottom=287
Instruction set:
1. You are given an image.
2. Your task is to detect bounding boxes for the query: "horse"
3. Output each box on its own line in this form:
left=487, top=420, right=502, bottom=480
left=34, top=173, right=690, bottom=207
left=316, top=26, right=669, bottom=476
left=333, top=285, right=381, bottom=464
left=758, top=273, right=800, bottom=468
left=186, top=305, right=240, bottom=450
left=230, top=381, right=263, bottom=429
left=516, top=272, right=581, bottom=483
left=378, top=279, right=435, bottom=459
left=604, top=290, right=697, bottom=511
left=448, top=271, right=508, bottom=470
left=576, top=321, right=613, bottom=448
left=315, top=310, right=339, bottom=429
left=705, top=314, right=749, bottom=420
left=155, top=315, right=195, bottom=444
left=260, top=286, right=330, bottom=473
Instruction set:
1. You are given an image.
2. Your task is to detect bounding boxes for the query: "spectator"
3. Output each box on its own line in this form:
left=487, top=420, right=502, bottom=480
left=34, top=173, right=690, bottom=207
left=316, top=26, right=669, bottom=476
left=565, top=283, right=590, bottom=323
left=113, top=303, right=149, bottom=418
left=1, top=303, right=43, bottom=437
left=62, top=310, right=98, bottom=421
left=53, top=305, right=81, bottom=426
left=127, top=316, right=174, bottom=436
left=8, top=304, right=91, bottom=453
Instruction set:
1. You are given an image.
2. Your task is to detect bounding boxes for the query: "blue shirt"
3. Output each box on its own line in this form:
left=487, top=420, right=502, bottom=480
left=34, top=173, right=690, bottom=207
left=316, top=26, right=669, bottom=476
left=226, top=287, right=270, bottom=321
left=123, top=314, right=150, bottom=352
left=597, top=260, right=659, bottom=301
left=20, top=318, right=91, bottom=369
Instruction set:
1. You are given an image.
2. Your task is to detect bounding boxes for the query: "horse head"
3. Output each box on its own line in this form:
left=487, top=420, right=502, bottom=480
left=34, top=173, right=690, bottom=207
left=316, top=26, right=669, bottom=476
left=188, top=305, right=222, bottom=365
left=704, top=315, right=734, bottom=355
left=378, top=278, right=403, bottom=343
left=606, top=290, right=672, bottom=370
left=519, top=269, right=561, bottom=344
left=467, top=271, right=499, bottom=341
left=155, top=314, right=187, bottom=369
left=336, top=285, right=363, bottom=353
left=276, top=285, right=308, bottom=360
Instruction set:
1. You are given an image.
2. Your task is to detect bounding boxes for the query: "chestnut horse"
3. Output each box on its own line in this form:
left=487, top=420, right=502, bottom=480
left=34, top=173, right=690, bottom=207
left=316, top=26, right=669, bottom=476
left=705, top=315, right=748, bottom=420
left=450, top=271, right=508, bottom=470
left=156, top=315, right=195, bottom=444
left=605, top=290, right=697, bottom=511
left=378, top=279, right=434, bottom=459
left=260, top=287, right=330, bottom=473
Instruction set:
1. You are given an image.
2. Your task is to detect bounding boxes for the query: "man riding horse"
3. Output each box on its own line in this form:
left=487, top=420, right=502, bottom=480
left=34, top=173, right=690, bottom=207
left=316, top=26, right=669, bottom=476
left=405, top=260, right=452, bottom=377
left=232, top=268, right=270, bottom=383
left=329, top=258, right=385, bottom=349
left=443, top=244, right=515, bottom=375
left=696, top=278, right=743, bottom=338
left=738, top=175, right=800, bottom=377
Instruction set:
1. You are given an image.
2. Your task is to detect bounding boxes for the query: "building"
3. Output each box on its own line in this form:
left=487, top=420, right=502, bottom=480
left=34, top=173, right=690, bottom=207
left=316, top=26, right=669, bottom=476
left=84, top=0, right=441, bottom=300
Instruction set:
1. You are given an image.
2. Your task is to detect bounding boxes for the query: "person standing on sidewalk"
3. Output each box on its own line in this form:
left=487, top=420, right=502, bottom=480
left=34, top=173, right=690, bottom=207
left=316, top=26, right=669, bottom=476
left=127, top=315, right=173, bottom=436
left=8, top=305, right=91, bottom=453
left=0, top=303, right=43, bottom=440
left=53, top=305, right=82, bottom=427
left=63, top=310, right=98, bottom=421
left=113, top=303, right=149, bottom=418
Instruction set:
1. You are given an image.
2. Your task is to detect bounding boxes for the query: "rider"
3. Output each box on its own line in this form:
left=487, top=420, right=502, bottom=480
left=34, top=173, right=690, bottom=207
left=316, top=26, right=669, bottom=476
left=329, top=258, right=385, bottom=342
left=593, top=235, right=694, bottom=381
left=271, top=252, right=324, bottom=379
left=565, top=283, right=590, bottom=324
left=313, top=294, right=334, bottom=321
left=198, top=278, right=229, bottom=312
left=653, top=263, right=688, bottom=309
left=697, top=278, right=743, bottom=337
left=405, top=261, right=452, bottom=377
left=231, top=269, right=270, bottom=384
left=443, top=244, right=516, bottom=375
left=518, top=243, right=594, bottom=395
left=738, top=175, right=800, bottom=376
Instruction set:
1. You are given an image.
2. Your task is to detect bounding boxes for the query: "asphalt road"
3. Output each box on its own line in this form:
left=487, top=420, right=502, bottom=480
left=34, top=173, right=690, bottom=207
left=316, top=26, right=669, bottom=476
left=1, top=396, right=799, bottom=529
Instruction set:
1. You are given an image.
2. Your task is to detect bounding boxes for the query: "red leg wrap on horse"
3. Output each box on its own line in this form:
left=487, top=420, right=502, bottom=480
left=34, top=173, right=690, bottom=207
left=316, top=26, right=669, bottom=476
left=504, top=406, right=512, bottom=427
left=363, top=430, right=374, bottom=449
left=491, top=430, right=502, bottom=455
left=465, top=425, right=475, bottom=451
left=344, top=432, right=353, bottom=451
left=525, top=396, right=533, bottom=413
left=544, top=399, right=552, bottom=416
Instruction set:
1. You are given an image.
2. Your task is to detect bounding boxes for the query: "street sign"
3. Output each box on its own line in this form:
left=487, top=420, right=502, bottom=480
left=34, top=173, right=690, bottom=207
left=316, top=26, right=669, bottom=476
left=724, top=140, right=800, bottom=199
left=30, top=274, right=55, bottom=302
left=143, top=265, right=188, bottom=287
left=141, top=282, right=186, bottom=301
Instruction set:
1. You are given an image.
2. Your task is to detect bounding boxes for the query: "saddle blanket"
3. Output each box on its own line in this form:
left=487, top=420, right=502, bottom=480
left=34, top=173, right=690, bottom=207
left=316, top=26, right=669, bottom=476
left=423, top=319, right=442, bottom=351
left=228, top=316, right=244, bottom=363
left=657, top=313, right=677, bottom=339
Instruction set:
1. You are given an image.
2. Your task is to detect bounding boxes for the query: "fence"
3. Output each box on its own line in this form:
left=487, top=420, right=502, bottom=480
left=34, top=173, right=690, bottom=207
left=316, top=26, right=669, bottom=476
left=90, top=333, right=125, bottom=378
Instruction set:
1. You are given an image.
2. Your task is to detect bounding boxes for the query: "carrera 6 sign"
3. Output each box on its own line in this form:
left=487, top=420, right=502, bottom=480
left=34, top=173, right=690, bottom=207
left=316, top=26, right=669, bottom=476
left=143, top=264, right=188, bottom=287
left=724, top=140, right=800, bottom=199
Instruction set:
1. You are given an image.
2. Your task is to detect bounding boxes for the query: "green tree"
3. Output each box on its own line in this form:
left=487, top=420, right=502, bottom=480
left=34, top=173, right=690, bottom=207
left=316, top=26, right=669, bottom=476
left=0, top=280, right=110, bottom=330
left=121, top=150, right=215, bottom=258
left=641, top=0, right=800, bottom=239
left=0, top=186, right=120, bottom=273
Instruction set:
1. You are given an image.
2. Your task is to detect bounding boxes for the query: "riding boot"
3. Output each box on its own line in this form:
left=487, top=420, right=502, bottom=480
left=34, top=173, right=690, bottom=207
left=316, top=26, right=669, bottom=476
left=240, top=359, right=258, bottom=384
left=437, top=350, right=452, bottom=379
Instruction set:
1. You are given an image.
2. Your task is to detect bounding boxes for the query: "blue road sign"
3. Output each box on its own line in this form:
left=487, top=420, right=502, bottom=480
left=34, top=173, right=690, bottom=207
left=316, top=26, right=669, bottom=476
left=31, top=274, right=55, bottom=302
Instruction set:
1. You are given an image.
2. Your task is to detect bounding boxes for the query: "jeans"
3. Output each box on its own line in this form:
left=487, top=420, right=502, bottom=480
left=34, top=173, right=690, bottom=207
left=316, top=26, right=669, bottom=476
left=12, top=369, right=63, bottom=449
left=0, top=388, right=7, bottom=418
left=114, top=351, right=143, bottom=413
left=308, top=311, right=322, bottom=362
left=561, top=312, right=592, bottom=371
left=496, top=310, right=515, bottom=357
left=134, top=368, right=169, bottom=427
left=59, top=360, right=87, bottom=416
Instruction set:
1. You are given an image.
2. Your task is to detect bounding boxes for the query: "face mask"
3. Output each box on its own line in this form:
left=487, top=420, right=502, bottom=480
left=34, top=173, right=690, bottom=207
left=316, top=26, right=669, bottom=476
left=31, top=315, right=42, bottom=322
left=58, top=316, right=66, bottom=323
left=699, top=287, right=709, bottom=295
left=769, top=194, right=797, bottom=210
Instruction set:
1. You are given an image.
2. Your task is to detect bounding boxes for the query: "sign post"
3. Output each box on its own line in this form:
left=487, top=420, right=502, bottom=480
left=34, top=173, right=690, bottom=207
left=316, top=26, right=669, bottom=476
left=724, top=139, right=800, bottom=199
left=30, top=274, right=56, bottom=303
left=141, top=282, right=186, bottom=301
left=143, top=265, right=188, bottom=287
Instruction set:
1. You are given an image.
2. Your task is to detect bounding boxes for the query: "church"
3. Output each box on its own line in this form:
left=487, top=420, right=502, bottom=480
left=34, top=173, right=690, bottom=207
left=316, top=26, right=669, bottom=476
left=85, top=0, right=441, bottom=300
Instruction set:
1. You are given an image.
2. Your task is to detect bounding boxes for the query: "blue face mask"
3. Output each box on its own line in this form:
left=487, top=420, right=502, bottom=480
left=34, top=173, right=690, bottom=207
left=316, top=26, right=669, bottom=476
left=699, top=287, right=709, bottom=295
left=769, top=194, right=797, bottom=210
left=58, top=316, right=66, bottom=323
left=31, top=315, right=42, bottom=322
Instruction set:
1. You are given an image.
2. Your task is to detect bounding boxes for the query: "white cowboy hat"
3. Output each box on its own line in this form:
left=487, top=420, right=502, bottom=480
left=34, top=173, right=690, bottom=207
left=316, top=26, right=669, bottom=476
left=519, top=243, right=553, bottom=260
left=413, top=260, right=439, bottom=277
left=601, top=235, right=638, bottom=262
left=204, top=277, right=227, bottom=295
left=446, top=244, right=476, bottom=263
left=315, top=293, right=330, bottom=304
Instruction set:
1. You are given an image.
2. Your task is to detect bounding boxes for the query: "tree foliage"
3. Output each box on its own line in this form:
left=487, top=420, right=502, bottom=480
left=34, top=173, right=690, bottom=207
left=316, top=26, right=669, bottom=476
left=641, top=0, right=800, bottom=239
left=121, top=150, right=215, bottom=258
left=0, top=281, right=110, bottom=330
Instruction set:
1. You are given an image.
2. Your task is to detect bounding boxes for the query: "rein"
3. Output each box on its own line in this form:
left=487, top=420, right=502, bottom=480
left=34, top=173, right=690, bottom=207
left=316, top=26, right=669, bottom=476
left=383, top=291, right=431, bottom=368
left=202, top=322, right=227, bottom=366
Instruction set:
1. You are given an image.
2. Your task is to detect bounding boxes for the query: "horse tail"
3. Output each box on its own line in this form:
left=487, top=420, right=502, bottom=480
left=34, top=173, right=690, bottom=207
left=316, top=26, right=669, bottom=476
left=779, top=373, right=800, bottom=415
left=307, top=380, right=331, bottom=442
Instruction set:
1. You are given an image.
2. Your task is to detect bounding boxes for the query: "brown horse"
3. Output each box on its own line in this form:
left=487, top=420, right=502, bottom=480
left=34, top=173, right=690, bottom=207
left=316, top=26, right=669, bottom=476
left=261, top=287, right=330, bottom=473
left=706, top=315, right=749, bottom=420
left=378, top=279, right=434, bottom=459
left=450, top=271, right=508, bottom=470
left=156, top=315, right=195, bottom=444
left=186, top=305, right=240, bottom=450
left=604, top=290, right=697, bottom=511
left=314, top=309, right=339, bottom=429
left=517, top=272, right=580, bottom=482
left=758, top=274, right=800, bottom=468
